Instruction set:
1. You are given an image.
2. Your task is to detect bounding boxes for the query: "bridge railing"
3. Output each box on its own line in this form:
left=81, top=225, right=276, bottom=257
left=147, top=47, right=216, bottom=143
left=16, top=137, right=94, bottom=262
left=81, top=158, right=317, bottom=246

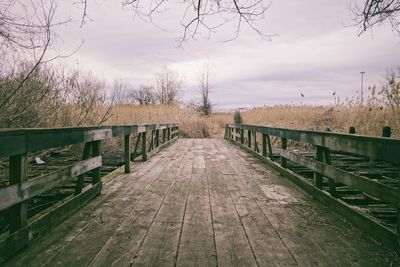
left=0, top=123, right=179, bottom=262
left=225, top=123, right=400, bottom=250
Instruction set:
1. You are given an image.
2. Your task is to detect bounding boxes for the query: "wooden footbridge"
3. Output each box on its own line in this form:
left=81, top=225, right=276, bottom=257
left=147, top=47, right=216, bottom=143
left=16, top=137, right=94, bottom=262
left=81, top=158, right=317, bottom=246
left=0, top=123, right=399, bottom=266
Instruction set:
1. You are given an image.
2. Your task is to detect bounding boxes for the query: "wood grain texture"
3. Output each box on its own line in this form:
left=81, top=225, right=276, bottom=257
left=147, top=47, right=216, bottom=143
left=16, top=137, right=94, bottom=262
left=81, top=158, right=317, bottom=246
left=227, top=124, right=400, bottom=164
left=5, top=139, right=398, bottom=267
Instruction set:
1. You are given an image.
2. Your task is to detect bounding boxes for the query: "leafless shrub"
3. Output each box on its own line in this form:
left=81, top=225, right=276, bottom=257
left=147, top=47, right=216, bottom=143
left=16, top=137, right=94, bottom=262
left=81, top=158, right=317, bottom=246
left=132, top=85, right=156, bottom=105
left=0, top=63, right=67, bottom=127
left=64, top=69, right=112, bottom=126
left=198, top=65, right=212, bottom=116
left=155, top=66, right=183, bottom=104
left=111, top=79, right=135, bottom=104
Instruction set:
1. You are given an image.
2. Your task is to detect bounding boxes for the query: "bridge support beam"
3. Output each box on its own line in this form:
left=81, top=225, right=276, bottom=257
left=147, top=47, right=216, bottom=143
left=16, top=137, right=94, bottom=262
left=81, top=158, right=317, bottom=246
left=124, top=134, right=131, bottom=173
left=142, top=132, right=147, bottom=161
left=91, top=141, right=101, bottom=185
left=281, top=137, right=287, bottom=168
left=9, top=154, right=27, bottom=233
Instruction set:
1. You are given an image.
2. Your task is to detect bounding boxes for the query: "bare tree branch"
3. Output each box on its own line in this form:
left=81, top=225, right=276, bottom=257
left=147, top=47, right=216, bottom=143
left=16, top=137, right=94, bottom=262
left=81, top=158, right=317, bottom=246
left=352, top=0, right=400, bottom=35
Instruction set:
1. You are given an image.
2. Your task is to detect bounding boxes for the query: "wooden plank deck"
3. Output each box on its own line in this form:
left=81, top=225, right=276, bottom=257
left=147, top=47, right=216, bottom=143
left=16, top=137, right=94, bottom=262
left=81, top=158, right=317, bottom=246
left=6, top=139, right=398, bottom=266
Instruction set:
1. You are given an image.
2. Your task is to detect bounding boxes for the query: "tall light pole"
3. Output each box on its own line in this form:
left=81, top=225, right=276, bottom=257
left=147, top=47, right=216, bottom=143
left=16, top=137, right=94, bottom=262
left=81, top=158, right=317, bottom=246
left=360, top=71, right=365, bottom=106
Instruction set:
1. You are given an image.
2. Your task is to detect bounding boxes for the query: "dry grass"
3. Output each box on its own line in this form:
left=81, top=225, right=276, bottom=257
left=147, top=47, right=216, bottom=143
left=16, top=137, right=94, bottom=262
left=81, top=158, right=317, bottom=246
left=241, top=105, right=399, bottom=138
left=104, top=104, right=224, bottom=138
left=99, top=103, right=398, bottom=139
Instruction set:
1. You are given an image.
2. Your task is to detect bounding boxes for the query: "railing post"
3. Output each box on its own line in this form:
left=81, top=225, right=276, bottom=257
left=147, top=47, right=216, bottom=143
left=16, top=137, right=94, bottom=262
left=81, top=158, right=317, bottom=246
left=142, top=131, right=147, bottom=161
left=75, top=142, right=92, bottom=194
left=149, top=130, right=154, bottom=151
left=163, top=128, right=166, bottom=143
left=324, top=128, right=337, bottom=197
left=248, top=130, right=252, bottom=148
left=314, top=146, right=324, bottom=189
left=132, top=133, right=141, bottom=162
left=382, top=126, right=391, bottom=138
left=398, top=176, right=400, bottom=246
left=156, top=129, right=160, bottom=147
left=124, top=134, right=131, bottom=174
left=267, top=135, right=274, bottom=161
left=240, top=128, right=244, bottom=144
left=253, top=132, right=259, bottom=152
left=262, top=133, right=267, bottom=157
left=91, top=140, right=101, bottom=185
left=9, top=154, right=27, bottom=233
left=281, top=137, right=287, bottom=168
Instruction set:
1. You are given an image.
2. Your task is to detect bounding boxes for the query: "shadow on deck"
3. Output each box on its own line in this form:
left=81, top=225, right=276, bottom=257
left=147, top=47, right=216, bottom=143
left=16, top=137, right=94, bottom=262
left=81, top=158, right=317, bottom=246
left=6, top=139, right=398, bottom=266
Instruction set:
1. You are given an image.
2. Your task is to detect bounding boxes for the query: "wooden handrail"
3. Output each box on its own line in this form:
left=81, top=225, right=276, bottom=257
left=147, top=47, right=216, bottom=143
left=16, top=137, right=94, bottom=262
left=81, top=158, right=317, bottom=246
left=0, top=123, right=179, bottom=157
left=0, top=123, right=179, bottom=262
left=225, top=123, right=400, bottom=250
left=226, top=124, right=400, bottom=164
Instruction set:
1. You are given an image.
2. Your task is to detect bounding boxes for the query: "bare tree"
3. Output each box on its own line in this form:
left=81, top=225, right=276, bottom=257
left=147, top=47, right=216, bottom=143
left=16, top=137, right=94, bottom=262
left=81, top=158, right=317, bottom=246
left=0, top=0, right=74, bottom=121
left=133, top=85, right=156, bottom=105
left=353, top=0, right=400, bottom=35
left=198, top=65, right=212, bottom=115
left=112, top=79, right=136, bottom=104
left=155, top=66, right=183, bottom=104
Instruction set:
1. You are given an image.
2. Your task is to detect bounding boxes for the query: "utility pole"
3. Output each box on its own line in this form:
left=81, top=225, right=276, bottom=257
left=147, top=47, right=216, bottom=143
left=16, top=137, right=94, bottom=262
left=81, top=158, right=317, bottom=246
left=360, top=71, right=365, bottom=106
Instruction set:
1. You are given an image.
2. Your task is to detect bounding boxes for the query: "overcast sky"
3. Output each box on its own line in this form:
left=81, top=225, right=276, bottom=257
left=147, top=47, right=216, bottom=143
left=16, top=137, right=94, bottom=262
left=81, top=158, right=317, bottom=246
left=54, top=0, right=400, bottom=110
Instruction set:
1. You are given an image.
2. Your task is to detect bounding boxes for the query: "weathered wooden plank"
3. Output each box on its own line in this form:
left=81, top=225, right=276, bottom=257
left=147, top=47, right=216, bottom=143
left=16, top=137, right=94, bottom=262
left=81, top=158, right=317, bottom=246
left=281, top=137, right=288, bottom=168
left=146, top=136, right=179, bottom=160
left=0, top=156, right=102, bottom=211
left=217, top=158, right=297, bottom=266
left=75, top=142, right=93, bottom=195
left=223, top=139, right=396, bottom=265
left=205, top=143, right=257, bottom=267
left=247, top=130, right=252, bottom=148
left=131, top=133, right=141, bottom=161
left=44, top=156, right=175, bottom=266
left=0, top=123, right=179, bottom=157
left=6, top=149, right=169, bottom=266
left=9, top=154, right=27, bottom=233
left=222, top=141, right=334, bottom=265
left=176, top=147, right=217, bottom=267
left=142, top=131, right=147, bottom=161
left=91, top=140, right=101, bottom=185
left=124, top=134, right=131, bottom=173
left=262, top=133, right=267, bottom=156
left=87, top=142, right=186, bottom=267
left=0, top=182, right=102, bottom=263
left=27, top=129, right=112, bottom=153
left=0, top=132, right=27, bottom=156
left=266, top=134, right=274, bottom=160
left=132, top=141, right=193, bottom=266
left=228, top=124, right=400, bottom=164
left=314, top=146, right=324, bottom=189
left=281, top=150, right=398, bottom=207
left=228, top=138, right=399, bottom=251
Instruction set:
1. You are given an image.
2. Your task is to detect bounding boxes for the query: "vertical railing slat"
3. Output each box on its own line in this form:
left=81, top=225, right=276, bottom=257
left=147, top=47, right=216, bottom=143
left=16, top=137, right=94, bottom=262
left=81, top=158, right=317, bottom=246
left=281, top=137, right=287, bottom=168
left=124, top=134, right=131, bottom=174
left=142, top=131, right=147, bottom=161
left=91, top=140, right=101, bottom=185
left=75, top=142, right=92, bottom=194
left=9, top=154, right=27, bottom=233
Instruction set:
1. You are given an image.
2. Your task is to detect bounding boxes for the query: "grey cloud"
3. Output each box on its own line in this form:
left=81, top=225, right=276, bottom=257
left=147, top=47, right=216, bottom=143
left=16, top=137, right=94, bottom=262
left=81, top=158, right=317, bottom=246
left=53, top=0, right=400, bottom=109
